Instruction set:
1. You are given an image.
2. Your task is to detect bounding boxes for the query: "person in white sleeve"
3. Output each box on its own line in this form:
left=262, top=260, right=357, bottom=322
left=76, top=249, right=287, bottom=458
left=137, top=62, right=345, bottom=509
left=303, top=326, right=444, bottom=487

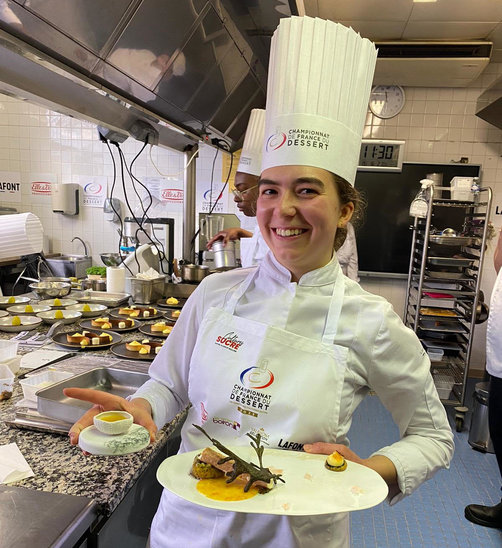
left=465, top=227, right=502, bottom=528
left=64, top=16, right=453, bottom=548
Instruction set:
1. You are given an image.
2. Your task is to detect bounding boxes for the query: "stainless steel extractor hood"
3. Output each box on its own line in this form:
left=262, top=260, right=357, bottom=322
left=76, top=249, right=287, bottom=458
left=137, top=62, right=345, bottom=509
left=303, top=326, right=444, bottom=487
left=476, top=75, right=502, bottom=131
left=0, top=0, right=295, bottom=151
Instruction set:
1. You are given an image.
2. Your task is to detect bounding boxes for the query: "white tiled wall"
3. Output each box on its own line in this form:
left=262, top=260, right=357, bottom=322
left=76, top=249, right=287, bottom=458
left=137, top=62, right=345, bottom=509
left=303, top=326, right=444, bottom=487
left=1, top=63, right=502, bottom=371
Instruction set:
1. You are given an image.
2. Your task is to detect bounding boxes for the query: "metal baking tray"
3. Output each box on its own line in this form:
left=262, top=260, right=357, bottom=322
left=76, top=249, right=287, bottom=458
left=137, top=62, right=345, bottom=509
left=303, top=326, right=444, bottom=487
left=73, top=290, right=130, bottom=307
left=429, top=235, right=480, bottom=246
left=428, top=257, right=475, bottom=267
left=37, top=367, right=149, bottom=424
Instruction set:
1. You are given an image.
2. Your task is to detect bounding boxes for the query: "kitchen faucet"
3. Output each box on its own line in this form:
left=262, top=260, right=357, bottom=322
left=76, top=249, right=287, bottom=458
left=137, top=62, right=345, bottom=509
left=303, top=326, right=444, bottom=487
left=71, top=236, right=89, bottom=256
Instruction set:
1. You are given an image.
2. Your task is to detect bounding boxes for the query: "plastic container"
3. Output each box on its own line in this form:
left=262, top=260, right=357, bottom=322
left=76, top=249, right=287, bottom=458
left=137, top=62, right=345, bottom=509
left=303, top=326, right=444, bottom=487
left=129, top=275, right=166, bottom=304
left=427, top=349, right=444, bottom=362
left=20, top=370, right=74, bottom=402
left=450, top=176, right=474, bottom=201
left=0, top=363, right=15, bottom=400
left=0, top=339, right=19, bottom=362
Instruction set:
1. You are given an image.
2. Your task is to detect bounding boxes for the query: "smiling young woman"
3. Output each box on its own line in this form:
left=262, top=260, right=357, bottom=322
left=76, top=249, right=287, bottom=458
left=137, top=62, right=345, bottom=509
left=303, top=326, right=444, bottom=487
left=257, top=165, right=355, bottom=282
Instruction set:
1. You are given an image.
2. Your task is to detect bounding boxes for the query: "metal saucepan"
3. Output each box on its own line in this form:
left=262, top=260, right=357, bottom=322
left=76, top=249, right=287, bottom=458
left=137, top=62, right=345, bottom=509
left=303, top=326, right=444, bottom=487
left=181, top=264, right=210, bottom=283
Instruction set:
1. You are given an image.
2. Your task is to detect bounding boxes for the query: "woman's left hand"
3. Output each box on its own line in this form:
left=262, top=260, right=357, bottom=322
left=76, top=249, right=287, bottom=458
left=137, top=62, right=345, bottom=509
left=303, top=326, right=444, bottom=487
left=303, top=442, right=365, bottom=465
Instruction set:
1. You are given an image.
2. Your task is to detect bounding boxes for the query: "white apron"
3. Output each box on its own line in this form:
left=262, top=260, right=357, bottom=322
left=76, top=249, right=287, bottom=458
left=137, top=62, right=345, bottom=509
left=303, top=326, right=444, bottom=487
left=151, top=265, right=351, bottom=548
left=487, top=267, right=502, bottom=378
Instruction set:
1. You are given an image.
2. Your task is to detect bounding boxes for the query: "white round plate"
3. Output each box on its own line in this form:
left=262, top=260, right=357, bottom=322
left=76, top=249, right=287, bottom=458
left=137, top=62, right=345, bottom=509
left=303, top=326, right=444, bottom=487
left=36, top=310, right=82, bottom=325
left=78, top=424, right=150, bottom=455
left=157, top=446, right=388, bottom=515
left=38, top=298, right=78, bottom=308
left=0, top=315, right=42, bottom=332
left=7, top=304, right=51, bottom=315
left=66, top=303, right=108, bottom=317
left=0, top=310, right=8, bottom=318
left=0, top=296, right=30, bottom=309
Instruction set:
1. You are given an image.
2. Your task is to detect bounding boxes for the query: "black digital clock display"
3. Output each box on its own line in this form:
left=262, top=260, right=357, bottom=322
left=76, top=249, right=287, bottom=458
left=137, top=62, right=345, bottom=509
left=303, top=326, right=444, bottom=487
left=358, top=140, right=405, bottom=172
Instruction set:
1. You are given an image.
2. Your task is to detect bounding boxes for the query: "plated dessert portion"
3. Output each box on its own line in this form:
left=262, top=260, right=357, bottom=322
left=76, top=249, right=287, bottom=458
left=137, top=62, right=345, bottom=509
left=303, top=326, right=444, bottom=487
left=163, top=308, right=181, bottom=322
left=124, top=339, right=165, bottom=355
left=156, top=297, right=186, bottom=309
left=0, top=296, right=30, bottom=308
left=109, top=306, right=162, bottom=320
left=139, top=321, right=174, bottom=338
left=52, top=330, right=121, bottom=349
left=0, top=315, right=42, bottom=332
left=7, top=304, right=51, bottom=315
left=38, top=298, right=78, bottom=308
left=37, top=309, right=82, bottom=325
left=66, top=303, right=108, bottom=317
left=84, top=316, right=137, bottom=331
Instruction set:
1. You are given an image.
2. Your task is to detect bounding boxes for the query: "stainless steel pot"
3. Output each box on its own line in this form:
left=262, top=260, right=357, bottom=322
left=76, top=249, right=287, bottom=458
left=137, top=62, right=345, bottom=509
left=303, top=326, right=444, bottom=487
left=212, top=240, right=236, bottom=269
left=181, top=264, right=210, bottom=283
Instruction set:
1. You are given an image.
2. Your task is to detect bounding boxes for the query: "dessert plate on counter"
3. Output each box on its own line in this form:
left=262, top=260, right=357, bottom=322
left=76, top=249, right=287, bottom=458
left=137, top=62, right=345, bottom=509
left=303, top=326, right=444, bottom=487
left=52, top=330, right=121, bottom=350
left=109, top=307, right=163, bottom=321
left=157, top=446, right=388, bottom=515
left=79, top=318, right=138, bottom=333
left=110, top=342, right=159, bottom=361
left=37, top=310, right=82, bottom=325
left=138, top=322, right=174, bottom=338
left=38, top=298, right=78, bottom=308
left=156, top=298, right=187, bottom=309
left=0, top=315, right=42, bottom=332
left=65, top=303, right=108, bottom=318
left=79, top=423, right=150, bottom=455
left=0, top=296, right=30, bottom=309
left=7, top=304, right=51, bottom=315
left=0, top=310, right=8, bottom=318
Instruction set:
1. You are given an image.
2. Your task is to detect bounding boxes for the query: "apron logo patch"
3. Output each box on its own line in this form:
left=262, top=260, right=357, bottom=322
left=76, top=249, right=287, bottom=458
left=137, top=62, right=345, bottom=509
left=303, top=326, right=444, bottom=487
left=212, top=417, right=241, bottom=431
left=229, top=361, right=275, bottom=417
left=215, top=331, right=244, bottom=351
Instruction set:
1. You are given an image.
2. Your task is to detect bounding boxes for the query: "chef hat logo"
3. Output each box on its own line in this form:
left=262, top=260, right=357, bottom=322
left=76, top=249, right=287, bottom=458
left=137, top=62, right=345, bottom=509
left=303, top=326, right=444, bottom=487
left=266, top=132, right=287, bottom=152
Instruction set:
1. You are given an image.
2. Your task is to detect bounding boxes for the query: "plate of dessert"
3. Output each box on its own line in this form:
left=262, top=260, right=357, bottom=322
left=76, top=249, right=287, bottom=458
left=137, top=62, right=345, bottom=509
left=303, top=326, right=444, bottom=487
left=52, top=330, right=121, bottom=350
left=110, top=339, right=165, bottom=361
left=38, top=298, right=79, bottom=308
left=0, top=296, right=30, bottom=309
left=163, top=308, right=181, bottom=322
left=7, top=304, right=51, bottom=315
left=0, top=315, right=42, bottom=332
left=157, top=428, right=388, bottom=516
left=65, top=303, right=108, bottom=318
left=79, top=317, right=138, bottom=333
left=109, top=306, right=162, bottom=321
left=138, top=321, right=175, bottom=338
left=37, top=309, right=82, bottom=325
left=156, top=297, right=187, bottom=309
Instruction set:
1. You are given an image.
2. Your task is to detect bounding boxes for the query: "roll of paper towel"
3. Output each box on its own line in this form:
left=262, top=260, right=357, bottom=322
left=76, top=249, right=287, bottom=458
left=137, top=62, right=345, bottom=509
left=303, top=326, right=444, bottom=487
left=0, top=213, right=43, bottom=259
left=106, top=267, right=126, bottom=293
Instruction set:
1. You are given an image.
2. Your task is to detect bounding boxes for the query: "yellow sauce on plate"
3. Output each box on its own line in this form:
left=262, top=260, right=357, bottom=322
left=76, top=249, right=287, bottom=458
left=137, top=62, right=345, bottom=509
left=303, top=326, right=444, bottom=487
left=196, top=477, right=260, bottom=501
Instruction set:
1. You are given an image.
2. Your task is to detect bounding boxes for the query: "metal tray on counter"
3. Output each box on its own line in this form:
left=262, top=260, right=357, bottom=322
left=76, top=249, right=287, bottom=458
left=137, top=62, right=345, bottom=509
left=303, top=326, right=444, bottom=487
left=428, top=256, right=475, bottom=267
left=72, top=290, right=130, bottom=307
left=37, top=367, right=149, bottom=424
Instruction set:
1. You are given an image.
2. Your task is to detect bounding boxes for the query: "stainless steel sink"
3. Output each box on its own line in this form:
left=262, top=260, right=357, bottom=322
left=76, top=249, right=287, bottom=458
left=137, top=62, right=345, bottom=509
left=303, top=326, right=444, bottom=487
left=46, top=254, right=92, bottom=279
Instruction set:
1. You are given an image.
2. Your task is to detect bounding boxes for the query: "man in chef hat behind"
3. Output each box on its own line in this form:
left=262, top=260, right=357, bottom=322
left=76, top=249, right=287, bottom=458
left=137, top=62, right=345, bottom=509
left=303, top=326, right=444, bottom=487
left=207, top=108, right=270, bottom=267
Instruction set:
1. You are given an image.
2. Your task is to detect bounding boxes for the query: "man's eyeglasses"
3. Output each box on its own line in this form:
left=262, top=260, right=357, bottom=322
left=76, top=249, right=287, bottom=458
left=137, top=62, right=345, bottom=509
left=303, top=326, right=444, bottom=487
left=232, top=184, right=259, bottom=200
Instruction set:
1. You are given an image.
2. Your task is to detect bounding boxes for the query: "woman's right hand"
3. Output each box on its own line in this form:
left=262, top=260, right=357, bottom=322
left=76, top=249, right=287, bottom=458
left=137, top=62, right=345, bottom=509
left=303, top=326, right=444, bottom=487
left=206, top=228, right=252, bottom=249
left=63, top=388, right=157, bottom=445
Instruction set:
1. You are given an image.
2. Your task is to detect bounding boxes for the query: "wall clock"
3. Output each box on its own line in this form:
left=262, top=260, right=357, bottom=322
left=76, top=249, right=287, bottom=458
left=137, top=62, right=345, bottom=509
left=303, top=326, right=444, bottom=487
left=369, top=85, right=405, bottom=119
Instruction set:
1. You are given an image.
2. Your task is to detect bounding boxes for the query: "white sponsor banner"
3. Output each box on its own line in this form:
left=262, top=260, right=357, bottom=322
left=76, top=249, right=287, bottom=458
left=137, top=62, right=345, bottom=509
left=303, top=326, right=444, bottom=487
left=143, top=177, right=184, bottom=213
left=30, top=173, right=57, bottom=200
left=81, top=176, right=107, bottom=207
left=0, top=172, right=22, bottom=203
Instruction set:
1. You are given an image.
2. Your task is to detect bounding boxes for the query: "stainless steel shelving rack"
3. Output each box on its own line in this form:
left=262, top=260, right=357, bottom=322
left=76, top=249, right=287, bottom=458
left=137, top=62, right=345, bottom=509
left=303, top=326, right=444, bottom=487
left=404, top=185, right=492, bottom=424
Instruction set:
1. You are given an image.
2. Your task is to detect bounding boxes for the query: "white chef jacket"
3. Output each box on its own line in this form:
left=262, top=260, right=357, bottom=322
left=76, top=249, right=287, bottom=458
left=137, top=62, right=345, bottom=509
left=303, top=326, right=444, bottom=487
left=336, top=222, right=359, bottom=281
left=135, top=252, right=453, bottom=548
left=487, top=267, right=502, bottom=378
left=239, top=225, right=269, bottom=268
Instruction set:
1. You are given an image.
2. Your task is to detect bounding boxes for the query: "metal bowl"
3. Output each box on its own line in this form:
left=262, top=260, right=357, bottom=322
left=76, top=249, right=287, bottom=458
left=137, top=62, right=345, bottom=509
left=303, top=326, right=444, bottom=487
left=29, top=281, right=71, bottom=299
left=101, top=253, right=122, bottom=267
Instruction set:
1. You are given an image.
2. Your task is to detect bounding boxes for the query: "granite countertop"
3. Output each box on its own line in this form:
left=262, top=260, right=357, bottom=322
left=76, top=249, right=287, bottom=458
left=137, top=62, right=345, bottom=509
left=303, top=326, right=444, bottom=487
left=0, top=309, right=185, bottom=517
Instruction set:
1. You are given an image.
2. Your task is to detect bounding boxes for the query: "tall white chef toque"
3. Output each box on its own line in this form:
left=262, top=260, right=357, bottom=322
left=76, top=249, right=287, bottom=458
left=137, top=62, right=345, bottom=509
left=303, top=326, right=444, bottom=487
left=237, top=108, right=265, bottom=177
left=263, top=16, right=377, bottom=186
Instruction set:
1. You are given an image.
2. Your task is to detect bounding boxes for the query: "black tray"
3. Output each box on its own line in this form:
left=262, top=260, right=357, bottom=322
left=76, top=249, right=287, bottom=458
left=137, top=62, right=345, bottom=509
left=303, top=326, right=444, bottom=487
left=110, top=342, right=157, bottom=361
left=138, top=322, right=174, bottom=338
left=52, top=330, right=122, bottom=350
left=109, top=307, right=163, bottom=321
left=79, top=318, right=138, bottom=333
left=156, top=298, right=187, bottom=309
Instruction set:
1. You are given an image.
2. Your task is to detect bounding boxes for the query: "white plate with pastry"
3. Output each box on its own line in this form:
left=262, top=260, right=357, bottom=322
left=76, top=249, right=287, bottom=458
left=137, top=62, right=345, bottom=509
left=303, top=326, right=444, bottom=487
left=157, top=446, right=388, bottom=515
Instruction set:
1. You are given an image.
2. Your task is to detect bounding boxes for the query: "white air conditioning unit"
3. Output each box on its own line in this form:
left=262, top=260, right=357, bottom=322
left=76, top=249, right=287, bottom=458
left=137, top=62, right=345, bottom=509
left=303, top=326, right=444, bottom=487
left=373, top=41, right=492, bottom=88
